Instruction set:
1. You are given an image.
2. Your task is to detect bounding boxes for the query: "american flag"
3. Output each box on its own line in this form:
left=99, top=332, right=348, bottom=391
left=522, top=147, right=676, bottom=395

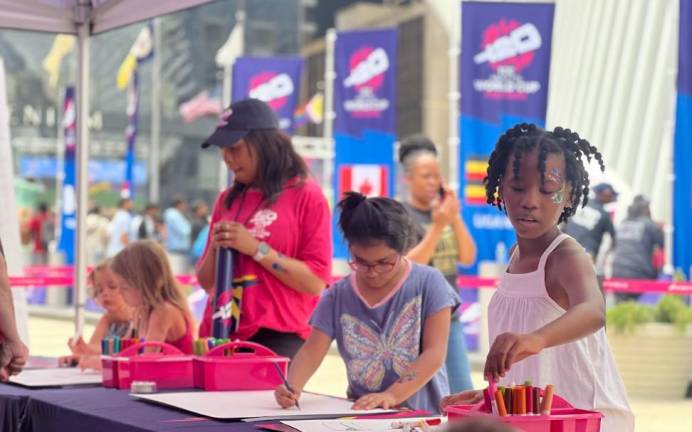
left=179, top=90, right=222, bottom=123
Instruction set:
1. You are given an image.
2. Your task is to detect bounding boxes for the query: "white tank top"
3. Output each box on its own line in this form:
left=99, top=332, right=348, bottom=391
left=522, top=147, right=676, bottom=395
left=488, top=234, right=634, bottom=432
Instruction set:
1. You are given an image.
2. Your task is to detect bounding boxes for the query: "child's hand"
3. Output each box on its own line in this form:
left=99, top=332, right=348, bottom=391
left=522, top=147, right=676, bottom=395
left=68, top=336, right=91, bottom=356
left=439, top=390, right=483, bottom=412
left=274, top=384, right=301, bottom=409
left=58, top=355, right=79, bottom=368
left=351, top=392, right=397, bottom=410
left=484, top=332, right=546, bottom=382
left=78, top=355, right=102, bottom=371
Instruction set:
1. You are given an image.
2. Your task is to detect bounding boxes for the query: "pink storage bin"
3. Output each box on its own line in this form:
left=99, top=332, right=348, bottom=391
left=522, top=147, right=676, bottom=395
left=446, top=393, right=603, bottom=432
left=193, top=341, right=289, bottom=391
left=101, top=341, right=194, bottom=390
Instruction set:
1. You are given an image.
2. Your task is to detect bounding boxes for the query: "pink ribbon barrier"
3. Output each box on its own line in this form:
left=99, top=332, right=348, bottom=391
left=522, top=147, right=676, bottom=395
left=9, top=267, right=692, bottom=294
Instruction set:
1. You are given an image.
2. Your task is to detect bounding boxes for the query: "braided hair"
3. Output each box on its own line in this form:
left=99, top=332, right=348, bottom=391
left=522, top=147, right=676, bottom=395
left=483, top=123, right=604, bottom=224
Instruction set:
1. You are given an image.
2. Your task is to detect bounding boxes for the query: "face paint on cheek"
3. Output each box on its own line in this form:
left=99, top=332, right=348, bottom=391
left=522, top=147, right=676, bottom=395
left=547, top=168, right=566, bottom=205
left=551, top=185, right=565, bottom=205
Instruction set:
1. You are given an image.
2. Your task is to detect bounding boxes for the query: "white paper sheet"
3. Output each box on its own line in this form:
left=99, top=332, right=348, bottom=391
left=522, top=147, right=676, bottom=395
left=132, top=391, right=395, bottom=421
left=9, top=367, right=102, bottom=388
left=282, top=417, right=446, bottom=432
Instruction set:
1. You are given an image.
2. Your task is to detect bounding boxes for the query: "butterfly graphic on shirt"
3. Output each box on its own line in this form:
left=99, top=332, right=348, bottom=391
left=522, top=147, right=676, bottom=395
left=340, top=296, right=422, bottom=391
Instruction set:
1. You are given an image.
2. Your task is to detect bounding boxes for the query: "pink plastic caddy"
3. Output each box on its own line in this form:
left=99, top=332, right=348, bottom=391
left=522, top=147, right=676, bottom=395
left=193, top=341, right=289, bottom=391
left=446, top=393, right=603, bottom=432
left=101, top=341, right=194, bottom=390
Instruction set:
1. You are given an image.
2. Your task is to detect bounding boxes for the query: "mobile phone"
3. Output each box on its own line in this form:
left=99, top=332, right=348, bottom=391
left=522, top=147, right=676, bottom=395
left=438, top=185, right=446, bottom=200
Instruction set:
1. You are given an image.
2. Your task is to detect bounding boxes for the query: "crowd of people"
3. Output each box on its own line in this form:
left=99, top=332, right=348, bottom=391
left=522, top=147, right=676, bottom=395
left=17, top=195, right=212, bottom=274
left=1, top=99, right=648, bottom=431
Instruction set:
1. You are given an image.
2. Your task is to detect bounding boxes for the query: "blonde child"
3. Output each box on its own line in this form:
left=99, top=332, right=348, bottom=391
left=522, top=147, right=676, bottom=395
left=275, top=193, right=459, bottom=413
left=110, top=240, right=194, bottom=354
left=58, top=259, right=133, bottom=369
left=440, top=124, right=633, bottom=431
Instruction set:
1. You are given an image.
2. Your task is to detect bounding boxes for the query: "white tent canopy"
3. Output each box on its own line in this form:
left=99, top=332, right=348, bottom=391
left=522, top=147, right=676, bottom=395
left=0, top=0, right=212, bottom=35
left=0, top=0, right=215, bottom=335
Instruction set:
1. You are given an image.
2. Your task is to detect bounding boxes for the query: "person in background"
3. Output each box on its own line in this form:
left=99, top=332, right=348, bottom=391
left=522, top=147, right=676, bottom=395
left=397, top=135, right=476, bottom=394
left=164, top=197, right=191, bottom=254
left=196, top=98, right=331, bottom=358
left=190, top=200, right=210, bottom=245
left=0, top=238, right=29, bottom=381
left=107, top=198, right=134, bottom=257
left=85, top=205, right=110, bottom=266
left=611, top=195, right=664, bottom=302
left=132, top=203, right=161, bottom=242
left=26, top=202, right=54, bottom=265
left=563, top=182, right=618, bottom=261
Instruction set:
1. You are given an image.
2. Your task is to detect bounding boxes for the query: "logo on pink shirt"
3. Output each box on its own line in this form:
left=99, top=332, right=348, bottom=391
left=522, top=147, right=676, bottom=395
left=248, top=209, right=278, bottom=239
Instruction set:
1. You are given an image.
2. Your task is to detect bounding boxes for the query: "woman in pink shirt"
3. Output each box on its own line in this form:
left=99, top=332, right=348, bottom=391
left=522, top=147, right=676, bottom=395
left=196, top=98, right=332, bottom=358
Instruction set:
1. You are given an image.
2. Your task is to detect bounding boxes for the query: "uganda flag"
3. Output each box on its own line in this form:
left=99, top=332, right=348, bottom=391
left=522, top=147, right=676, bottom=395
left=464, top=158, right=488, bottom=206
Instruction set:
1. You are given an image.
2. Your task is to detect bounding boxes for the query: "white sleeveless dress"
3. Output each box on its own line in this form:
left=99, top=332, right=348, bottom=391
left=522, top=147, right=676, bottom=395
left=488, top=234, right=634, bottom=432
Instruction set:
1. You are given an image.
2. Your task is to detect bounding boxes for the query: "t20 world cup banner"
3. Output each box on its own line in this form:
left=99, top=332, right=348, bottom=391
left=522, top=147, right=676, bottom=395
left=232, top=56, right=304, bottom=132
left=459, top=2, right=555, bottom=272
left=333, top=28, right=397, bottom=258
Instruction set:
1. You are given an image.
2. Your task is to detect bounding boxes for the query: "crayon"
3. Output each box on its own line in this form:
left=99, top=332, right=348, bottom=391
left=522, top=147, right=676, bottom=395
left=101, top=338, right=109, bottom=355
left=483, top=388, right=493, bottom=414
left=513, top=387, right=526, bottom=415
left=392, top=418, right=442, bottom=429
left=113, top=336, right=121, bottom=354
left=494, top=390, right=508, bottom=417
left=525, top=385, right=533, bottom=414
left=540, top=384, right=554, bottom=415
left=503, top=385, right=512, bottom=415
left=487, top=380, right=499, bottom=415
left=532, top=387, right=541, bottom=415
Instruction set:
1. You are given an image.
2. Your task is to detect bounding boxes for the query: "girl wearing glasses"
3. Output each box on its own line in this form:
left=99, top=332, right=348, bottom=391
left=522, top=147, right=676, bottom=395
left=275, top=192, right=459, bottom=413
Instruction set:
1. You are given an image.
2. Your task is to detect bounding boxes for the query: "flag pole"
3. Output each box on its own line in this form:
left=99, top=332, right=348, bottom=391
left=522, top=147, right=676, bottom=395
left=218, top=5, right=245, bottom=192
left=149, top=18, right=162, bottom=204
left=323, top=28, right=336, bottom=206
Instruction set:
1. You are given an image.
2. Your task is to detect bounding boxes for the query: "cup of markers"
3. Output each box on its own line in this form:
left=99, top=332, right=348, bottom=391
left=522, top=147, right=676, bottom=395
left=446, top=379, right=604, bottom=432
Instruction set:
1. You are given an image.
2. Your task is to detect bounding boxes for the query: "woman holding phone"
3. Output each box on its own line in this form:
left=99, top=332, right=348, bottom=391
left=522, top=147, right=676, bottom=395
left=398, top=135, right=476, bottom=393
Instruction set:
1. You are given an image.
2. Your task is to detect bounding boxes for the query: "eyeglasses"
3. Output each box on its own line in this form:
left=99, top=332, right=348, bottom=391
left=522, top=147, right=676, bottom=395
left=348, top=254, right=401, bottom=274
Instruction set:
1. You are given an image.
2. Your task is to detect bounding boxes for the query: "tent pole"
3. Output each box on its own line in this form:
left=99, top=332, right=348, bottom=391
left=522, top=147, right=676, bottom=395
left=74, top=11, right=90, bottom=338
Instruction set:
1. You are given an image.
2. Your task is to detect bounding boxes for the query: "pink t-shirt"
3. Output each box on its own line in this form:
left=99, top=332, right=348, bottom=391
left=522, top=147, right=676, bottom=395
left=197, top=178, right=332, bottom=340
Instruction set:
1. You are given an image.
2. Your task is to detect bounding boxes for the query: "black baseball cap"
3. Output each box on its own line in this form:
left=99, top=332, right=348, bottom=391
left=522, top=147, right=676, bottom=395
left=592, top=182, right=619, bottom=197
left=201, top=98, right=279, bottom=149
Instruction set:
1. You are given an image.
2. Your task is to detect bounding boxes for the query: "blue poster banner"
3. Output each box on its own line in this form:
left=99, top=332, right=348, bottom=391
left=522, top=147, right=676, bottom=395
left=57, top=86, right=76, bottom=265
left=232, top=56, right=304, bottom=132
left=674, top=0, right=692, bottom=278
left=459, top=1, right=555, bottom=272
left=333, top=28, right=397, bottom=259
left=123, top=70, right=139, bottom=198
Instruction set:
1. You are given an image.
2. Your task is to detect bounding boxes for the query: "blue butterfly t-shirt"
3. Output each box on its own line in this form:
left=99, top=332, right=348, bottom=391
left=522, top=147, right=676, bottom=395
left=310, top=261, right=460, bottom=413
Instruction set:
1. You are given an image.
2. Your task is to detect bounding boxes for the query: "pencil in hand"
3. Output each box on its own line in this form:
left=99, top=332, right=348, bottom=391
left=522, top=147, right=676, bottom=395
left=273, top=362, right=301, bottom=410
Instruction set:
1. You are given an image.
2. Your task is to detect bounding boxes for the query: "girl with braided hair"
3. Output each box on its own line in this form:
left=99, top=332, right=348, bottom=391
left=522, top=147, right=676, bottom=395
left=441, top=124, right=633, bottom=431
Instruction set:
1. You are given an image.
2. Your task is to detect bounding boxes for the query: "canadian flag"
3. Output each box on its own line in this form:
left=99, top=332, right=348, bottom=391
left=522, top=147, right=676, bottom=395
left=339, top=164, right=388, bottom=198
